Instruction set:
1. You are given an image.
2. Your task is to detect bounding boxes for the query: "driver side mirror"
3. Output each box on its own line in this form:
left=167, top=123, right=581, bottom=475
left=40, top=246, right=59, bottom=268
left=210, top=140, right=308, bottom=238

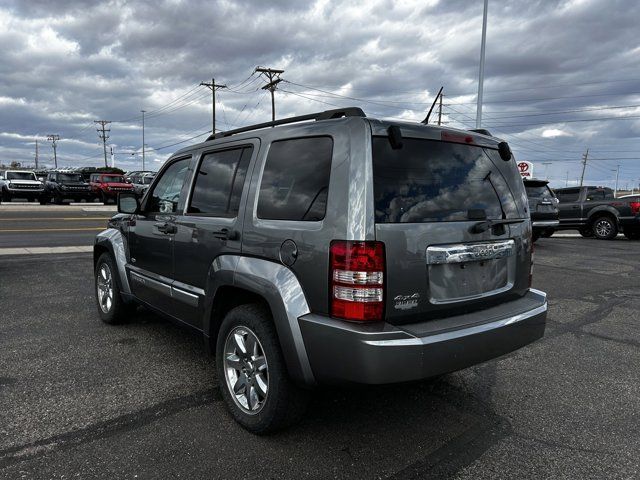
left=118, top=192, right=139, bottom=214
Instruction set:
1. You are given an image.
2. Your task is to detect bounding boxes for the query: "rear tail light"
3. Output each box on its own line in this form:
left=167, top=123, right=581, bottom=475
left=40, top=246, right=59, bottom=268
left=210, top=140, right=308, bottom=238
left=630, top=202, right=640, bottom=215
left=330, top=241, right=385, bottom=322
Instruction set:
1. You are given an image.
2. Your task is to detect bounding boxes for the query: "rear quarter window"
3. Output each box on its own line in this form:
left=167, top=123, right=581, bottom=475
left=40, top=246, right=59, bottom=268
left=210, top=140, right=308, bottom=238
left=372, top=137, right=519, bottom=223
left=257, top=136, right=333, bottom=221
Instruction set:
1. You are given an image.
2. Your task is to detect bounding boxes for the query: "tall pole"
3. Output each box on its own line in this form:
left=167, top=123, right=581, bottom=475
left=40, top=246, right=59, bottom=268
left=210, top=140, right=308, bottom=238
left=437, top=91, right=443, bottom=126
left=200, top=78, right=227, bottom=133
left=614, top=164, right=620, bottom=197
left=476, top=0, right=489, bottom=128
left=542, top=162, right=551, bottom=180
left=579, top=148, right=589, bottom=188
left=34, top=138, right=39, bottom=169
left=256, top=67, right=284, bottom=122
left=47, top=134, right=59, bottom=169
left=141, top=110, right=146, bottom=171
left=94, top=120, right=111, bottom=168
left=565, top=171, right=569, bottom=187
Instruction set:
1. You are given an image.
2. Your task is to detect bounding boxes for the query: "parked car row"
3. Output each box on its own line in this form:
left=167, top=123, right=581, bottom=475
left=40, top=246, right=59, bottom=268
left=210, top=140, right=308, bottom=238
left=523, top=179, right=640, bottom=241
left=0, top=169, right=155, bottom=204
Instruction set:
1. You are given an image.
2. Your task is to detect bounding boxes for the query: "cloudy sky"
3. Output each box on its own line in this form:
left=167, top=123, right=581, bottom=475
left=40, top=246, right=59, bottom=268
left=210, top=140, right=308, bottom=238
left=0, top=0, right=639, bottom=189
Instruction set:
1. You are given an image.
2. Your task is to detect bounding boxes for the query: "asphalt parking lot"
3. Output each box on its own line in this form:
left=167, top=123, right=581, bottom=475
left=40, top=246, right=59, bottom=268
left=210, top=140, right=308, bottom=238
left=0, top=237, right=639, bottom=479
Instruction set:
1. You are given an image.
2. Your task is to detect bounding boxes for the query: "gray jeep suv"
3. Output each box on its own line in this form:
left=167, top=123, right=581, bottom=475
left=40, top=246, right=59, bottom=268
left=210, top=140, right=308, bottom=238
left=94, top=108, right=547, bottom=433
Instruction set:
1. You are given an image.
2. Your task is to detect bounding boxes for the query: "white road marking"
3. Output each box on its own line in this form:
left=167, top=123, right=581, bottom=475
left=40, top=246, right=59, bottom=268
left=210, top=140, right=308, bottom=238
left=0, top=246, right=93, bottom=256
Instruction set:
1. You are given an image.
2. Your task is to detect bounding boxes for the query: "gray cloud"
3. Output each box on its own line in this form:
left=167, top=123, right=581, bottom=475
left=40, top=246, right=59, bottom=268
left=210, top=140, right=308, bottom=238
left=0, top=0, right=638, bottom=188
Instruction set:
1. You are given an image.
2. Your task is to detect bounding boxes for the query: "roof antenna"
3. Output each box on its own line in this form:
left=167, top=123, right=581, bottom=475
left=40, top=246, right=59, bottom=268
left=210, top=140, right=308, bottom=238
left=421, top=86, right=443, bottom=124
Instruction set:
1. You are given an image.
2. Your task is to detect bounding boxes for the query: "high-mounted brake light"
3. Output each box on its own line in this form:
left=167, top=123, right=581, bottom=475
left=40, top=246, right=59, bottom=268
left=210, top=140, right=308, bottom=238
left=630, top=201, right=640, bottom=215
left=330, top=241, right=385, bottom=322
left=441, top=131, right=474, bottom=144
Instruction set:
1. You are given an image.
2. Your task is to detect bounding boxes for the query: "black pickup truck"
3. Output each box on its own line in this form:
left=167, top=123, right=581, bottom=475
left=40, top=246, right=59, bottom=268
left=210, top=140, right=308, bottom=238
left=553, top=186, right=640, bottom=240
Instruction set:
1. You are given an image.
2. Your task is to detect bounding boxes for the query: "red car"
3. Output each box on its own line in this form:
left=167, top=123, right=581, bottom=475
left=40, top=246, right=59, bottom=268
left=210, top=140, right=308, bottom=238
left=89, top=173, right=133, bottom=204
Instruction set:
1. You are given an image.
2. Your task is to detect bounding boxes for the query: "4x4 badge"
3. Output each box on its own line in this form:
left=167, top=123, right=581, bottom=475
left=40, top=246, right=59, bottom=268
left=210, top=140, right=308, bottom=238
left=394, top=293, right=420, bottom=310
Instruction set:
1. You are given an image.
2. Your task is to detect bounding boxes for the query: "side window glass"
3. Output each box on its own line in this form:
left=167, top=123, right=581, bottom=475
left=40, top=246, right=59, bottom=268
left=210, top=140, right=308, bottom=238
left=586, top=188, right=603, bottom=201
left=557, top=189, right=579, bottom=202
left=146, top=158, right=190, bottom=214
left=188, top=146, right=252, bottom=216
left=603, top=189, right=614, bottom=200
left=257, top=137, right=333, bottom=221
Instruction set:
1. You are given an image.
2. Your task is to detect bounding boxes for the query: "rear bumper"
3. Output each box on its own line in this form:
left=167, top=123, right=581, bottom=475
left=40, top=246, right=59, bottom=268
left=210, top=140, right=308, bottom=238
left=299, top=289, right=547, bottom=385
left=532, top=219, right=559, bottom=228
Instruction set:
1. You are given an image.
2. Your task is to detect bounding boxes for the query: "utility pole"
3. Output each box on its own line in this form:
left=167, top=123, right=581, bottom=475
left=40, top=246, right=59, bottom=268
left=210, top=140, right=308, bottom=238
left=110, top=146, right=115, bottom=168
left=476, top=0, right=489, bottom=128
left=614, top=164, right=620, bottom=197
left=94, top=120, right=111, bottom=168
left=565, top=171, right=569, bottom=187
left=141, top=110, right=146, bottom=171
left=579, top=148, right=589, bottom=188
left=200, top=78, right=227, bottom=133
left=542, top=162, right=551, bottom=180
left=34, top=138, right=39, bottom=169
left=47, top=134, right=60, bottom=169
left=256, top=66, right=284, bottom=122
left=437, top=91, right=444, bottom=126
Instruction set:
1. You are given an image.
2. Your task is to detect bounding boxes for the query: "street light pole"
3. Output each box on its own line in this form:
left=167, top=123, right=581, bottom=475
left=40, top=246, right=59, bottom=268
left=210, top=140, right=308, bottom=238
left=476, top=0, right=489, bottom=128
left=141, top=110, right=146, bottom=171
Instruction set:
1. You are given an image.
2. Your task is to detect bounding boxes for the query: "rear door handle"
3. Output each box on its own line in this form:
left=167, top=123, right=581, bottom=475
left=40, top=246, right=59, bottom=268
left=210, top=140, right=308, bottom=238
left=155, top=222, right=177, bottom=234
left=212, top=228, right=240, bottom=240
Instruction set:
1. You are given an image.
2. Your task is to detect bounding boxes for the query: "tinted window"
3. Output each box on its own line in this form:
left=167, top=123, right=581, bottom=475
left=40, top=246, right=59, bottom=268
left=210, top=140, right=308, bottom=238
left=7, top=172, right=36, bottom=180
left=525, top=185, right=549, bottom=198
left=59, top=173, right=83, bottom=182
left=257, top=137, right=333, bottom=221
left=372, top=137, right=519, bottom=223
left=101, top=175, right=125, bottom=183
left=147, top=158, right=190, bottom=214
left=188, top=147, right=252, bottom=216
left=556, top=188, right=580, bottom=202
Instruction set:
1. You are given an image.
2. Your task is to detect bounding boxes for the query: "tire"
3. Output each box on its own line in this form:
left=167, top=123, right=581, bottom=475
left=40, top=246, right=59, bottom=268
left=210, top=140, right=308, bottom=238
left=541, top=229, right=554, bottom=238
left=216, top=304, right=309, bottom=434
left=39, top=197, right=48, bottom=205
left=532, top=231, right=540, bottom=243
left=624, top=230, right=640, bottom=240
left=94, top=253, right=135, bottom=325
left=53, top=193, right=64, bottom=205
left=1, top=189, right=10, bottom=202
left=592, top=216, right=618, bottom=240
left=578, top=227, right=593, bottom=238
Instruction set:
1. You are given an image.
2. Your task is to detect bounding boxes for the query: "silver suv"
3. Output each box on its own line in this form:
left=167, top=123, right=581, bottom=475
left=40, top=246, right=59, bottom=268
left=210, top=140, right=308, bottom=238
left=94, top=108, right=547, bottom=433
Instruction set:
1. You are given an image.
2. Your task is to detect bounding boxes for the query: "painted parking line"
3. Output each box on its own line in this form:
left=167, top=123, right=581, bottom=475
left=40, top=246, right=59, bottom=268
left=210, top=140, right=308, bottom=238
left=0, top=246, right=94, bottom=256
left=0, top=227, right=105, bottom=233
left=0, top=217, right=110, bottom=221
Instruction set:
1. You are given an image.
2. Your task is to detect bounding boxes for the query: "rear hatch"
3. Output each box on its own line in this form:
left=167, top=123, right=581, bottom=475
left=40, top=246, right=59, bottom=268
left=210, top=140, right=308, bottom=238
left=371, top=131, right=531, bottom=325
left=524, top=180, right=559, bottom=222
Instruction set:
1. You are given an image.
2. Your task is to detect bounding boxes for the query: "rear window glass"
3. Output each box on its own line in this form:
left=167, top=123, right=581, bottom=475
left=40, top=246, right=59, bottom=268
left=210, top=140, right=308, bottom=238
left=586, top=188, right=614, bottom=201
left=100, top=175, right=124, bottom=183
left=556, top=188, right=580, bottom=202
left=257, top=137, right=333, bottom=221
left=525, top=185, right=550, bottom=198
left=372, top=137, right=518, bottom=223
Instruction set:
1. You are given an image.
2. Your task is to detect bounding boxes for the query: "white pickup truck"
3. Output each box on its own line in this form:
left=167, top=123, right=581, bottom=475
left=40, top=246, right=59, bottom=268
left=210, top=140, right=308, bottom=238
left=0, top=170, right=46, bottom=203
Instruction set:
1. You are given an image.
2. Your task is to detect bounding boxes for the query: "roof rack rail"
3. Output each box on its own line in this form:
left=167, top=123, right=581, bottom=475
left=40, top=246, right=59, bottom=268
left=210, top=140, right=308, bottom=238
left=206, top=107, right=366, bottom=141
left=468, top=128, right=493, bottom=136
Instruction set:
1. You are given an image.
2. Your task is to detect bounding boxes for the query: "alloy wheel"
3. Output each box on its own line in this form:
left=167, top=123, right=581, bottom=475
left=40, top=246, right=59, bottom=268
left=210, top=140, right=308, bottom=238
left=595, top=219, right=613, bottom=238
left=96, top=263, right=114, bottom=313
left=223, top=326, right=269, bottom=414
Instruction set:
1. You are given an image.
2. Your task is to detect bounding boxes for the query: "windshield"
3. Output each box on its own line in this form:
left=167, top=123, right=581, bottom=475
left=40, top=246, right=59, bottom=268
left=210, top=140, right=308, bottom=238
left=101, top=175, right=125, bottom=183
left=59, top=173, right=83, bottom=182
left=372, top=137, right=519, bottom=223
left=142, top=176, right=154, bottom=184
left=7, top=172, right=36, bottom=181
